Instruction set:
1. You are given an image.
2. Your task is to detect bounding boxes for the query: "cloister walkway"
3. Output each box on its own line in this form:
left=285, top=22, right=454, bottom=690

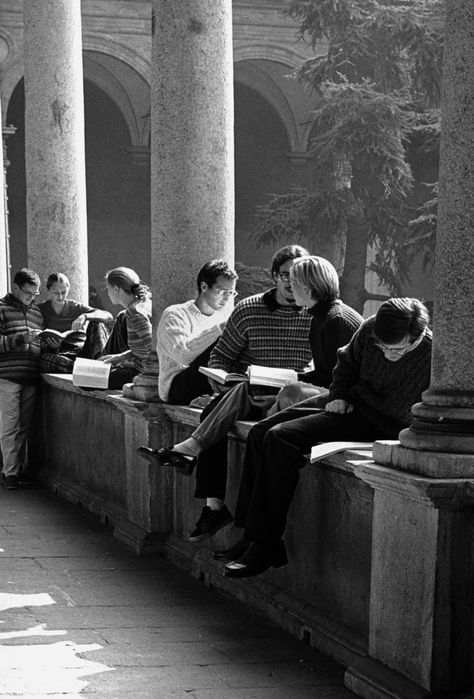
left=0, top=482, right=354, bottom=698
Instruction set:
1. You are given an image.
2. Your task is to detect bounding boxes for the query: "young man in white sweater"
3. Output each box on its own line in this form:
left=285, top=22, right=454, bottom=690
left=156, top=260, right=238, bottom=405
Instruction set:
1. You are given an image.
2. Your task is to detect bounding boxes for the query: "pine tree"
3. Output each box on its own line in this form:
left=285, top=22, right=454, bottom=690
left=254, top=0, right=443, bottom=311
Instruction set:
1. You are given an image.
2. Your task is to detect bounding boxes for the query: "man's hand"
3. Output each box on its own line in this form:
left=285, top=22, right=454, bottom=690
left=43, top=337, right=61, bottom=350
left=24, top=329, right=42, bottom=343
left=99, top=353, right=121, bottom=366
left=325, top=399, right=354, bottom=414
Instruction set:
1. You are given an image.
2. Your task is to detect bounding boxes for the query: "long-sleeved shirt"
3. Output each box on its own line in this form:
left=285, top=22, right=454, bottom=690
left=328, top=316, right=432, bottom=436
left=300, top=299, right=363, bottom=388
left=124, top=299, right=152, bottom=371
left=0, top=294, right=44, bottom=384
left=157, top=299, right=232, bottom=401
left=208, top=288, right=313, bottom=375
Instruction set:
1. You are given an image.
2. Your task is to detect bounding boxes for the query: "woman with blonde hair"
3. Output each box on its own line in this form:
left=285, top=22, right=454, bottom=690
left=100, top=266, right=152, bottom=389
left=268, top=255, right=363, bottom=413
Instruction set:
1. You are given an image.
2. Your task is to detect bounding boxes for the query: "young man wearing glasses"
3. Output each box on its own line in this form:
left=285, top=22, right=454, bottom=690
left=156, top=259, right=238, bottom=405
left=0, top=268, right=44, bottom=490
left=222, top=297, right=432, bottom=578
left=139, top=244, right=314, bottom=541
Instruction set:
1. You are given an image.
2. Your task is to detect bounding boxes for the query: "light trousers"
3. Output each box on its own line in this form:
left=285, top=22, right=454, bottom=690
left=0, top=379, right=37, bottom=477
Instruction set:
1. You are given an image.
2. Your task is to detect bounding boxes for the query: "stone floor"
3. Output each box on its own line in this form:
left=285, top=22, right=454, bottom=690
left=0, top=483, right=356, bottom=698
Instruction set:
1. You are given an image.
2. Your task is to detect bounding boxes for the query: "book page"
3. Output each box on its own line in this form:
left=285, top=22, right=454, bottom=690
left=198, top=366, right=248, bottom=384
left=72, top=358, right=111, bottom=389
left=248, top=365, right=298, bottom=388
left=310, top=441, right=373, bottom=463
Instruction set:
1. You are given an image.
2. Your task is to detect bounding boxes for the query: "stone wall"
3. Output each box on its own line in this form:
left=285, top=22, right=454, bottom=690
left=35, top=374, right=373, bottom=669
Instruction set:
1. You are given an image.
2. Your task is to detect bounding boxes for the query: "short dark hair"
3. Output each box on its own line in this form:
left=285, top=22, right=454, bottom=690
left=197, top=260, right=238, bottom=294
left=270, top=245, right=310, bottom=276
left=13, top=268, right=40, bottom=288
left=373, top=297, right=430, bottom=344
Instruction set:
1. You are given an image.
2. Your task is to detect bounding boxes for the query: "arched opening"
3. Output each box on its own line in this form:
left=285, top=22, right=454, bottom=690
left=5, top=78, right=150, bottom=305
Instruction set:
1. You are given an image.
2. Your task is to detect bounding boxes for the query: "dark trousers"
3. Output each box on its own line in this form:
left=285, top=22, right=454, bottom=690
left=194, top=386, right=268, bottom=501
left=234, top=406, right=395, bottom=548
left=167, top=342, right=217, bottom=405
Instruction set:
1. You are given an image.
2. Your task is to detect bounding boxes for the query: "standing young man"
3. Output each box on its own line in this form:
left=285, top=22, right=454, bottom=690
left=0, top=269, right=44, bottom=490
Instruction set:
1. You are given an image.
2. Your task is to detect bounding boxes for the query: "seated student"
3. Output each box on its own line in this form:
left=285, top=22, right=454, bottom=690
left=157, top=260, right=238, bottom=405
left=220, top=297, right=432, bottom=578
left=38, top=272, right=112, bottom=373
left=138, top=244, right=315, bottom=540
left=269, top=255, right=363, bottom=414
left=99, top=267, right=152, bottom=390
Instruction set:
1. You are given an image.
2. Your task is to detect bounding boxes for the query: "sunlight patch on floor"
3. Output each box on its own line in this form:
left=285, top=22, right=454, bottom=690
left=0, top=592, right=114, bottom=696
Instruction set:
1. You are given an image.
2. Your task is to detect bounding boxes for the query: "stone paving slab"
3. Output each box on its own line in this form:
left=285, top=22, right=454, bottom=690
left=0, top=485, right=355, bottom=698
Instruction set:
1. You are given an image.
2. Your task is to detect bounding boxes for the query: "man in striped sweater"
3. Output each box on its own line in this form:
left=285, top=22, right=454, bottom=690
left=139, top=245, right=313, bottom=540
left=0, top=268, right=44, bottom=490
left=156, top=260, right=238, bottom=405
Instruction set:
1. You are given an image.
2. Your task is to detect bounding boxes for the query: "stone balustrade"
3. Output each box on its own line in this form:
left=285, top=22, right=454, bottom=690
left=34, top=374, right=474, bottom=698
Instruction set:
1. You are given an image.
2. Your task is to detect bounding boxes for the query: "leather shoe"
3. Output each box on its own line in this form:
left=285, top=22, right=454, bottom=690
left=213, top=538, right=249, bottom=561
left=224, top=541, right=287, bottom=578
left=137, top=446, right=196, bottom=476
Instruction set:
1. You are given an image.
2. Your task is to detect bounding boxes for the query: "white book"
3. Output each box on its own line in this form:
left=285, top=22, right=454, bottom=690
left=198, top=366, right=248, bottom=385
left=247, top=365, right=298, bottom=388
left=310, top=441, right=373, bottom=463
left=72, top=357, right=111, bottom=389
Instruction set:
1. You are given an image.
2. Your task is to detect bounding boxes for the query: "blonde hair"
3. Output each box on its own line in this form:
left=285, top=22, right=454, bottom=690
left=105, top=267, right=151, bottom=302
left=290, top=256, right=339, bottom=302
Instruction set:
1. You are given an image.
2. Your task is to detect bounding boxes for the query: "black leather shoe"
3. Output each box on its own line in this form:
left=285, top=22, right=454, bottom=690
left=137, top=446, right=196, bottom=476
left=189, top=506, right=233, bottom=542
left=213, top=539, right=250, bottom=561
left=224, top=541, right=287, bottom=578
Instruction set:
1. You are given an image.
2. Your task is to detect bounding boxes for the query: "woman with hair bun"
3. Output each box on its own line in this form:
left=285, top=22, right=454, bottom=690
left=100, top=266, right=152, bottom=389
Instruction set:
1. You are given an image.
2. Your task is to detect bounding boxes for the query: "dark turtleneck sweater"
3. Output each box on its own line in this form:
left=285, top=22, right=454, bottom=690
left=299, top=298, right=363, bottom=388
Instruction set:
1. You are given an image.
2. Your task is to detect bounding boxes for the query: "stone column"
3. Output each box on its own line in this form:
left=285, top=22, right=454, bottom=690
left=23, top=0, right=88, bottom=302
left=0, top=122, right=8, bottom=296
left=346, top=5, right=474, bottom=697
left=150, top=0, right=235, bottom=321
left=376, top=0, right=474, bottom=475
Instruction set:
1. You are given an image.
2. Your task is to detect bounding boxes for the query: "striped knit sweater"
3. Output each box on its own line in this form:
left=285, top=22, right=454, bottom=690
left=300, top=299, right=363, bottom=388
left=208, top=289, right=313, bottom=375
left=0, top=293, right=44, bottom=384
left=328, top=316, right=432, bottom=436
left=123, top=299, right=152, bottom=371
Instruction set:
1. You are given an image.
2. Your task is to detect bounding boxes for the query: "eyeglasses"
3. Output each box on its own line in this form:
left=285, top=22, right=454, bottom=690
left=374, top=339, right=413, bottom=356
left=20, top=286, right=40, bottom=300
left=275, top=272, right=291, bottom=282
left=212, top=286, right=238, bottom=298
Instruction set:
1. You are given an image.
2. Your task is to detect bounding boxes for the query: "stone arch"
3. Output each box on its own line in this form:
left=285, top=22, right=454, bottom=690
left=234, top=57, right=317, bottom=157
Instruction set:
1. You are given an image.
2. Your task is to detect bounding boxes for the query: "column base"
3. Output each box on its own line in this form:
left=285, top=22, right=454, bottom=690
left=345, top=658, right=429, bottom=699
left=373, top=439, right=474, bottom=478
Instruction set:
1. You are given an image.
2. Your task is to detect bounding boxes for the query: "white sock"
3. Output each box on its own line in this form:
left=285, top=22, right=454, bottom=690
left=206, top=497, right=225, bottom=511
left=172, top=436, right=201, bottom=457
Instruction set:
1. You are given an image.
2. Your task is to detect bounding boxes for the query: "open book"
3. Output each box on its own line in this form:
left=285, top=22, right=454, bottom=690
left=310, top=442, right=373, bottom=463
left=72, top=357, right=111, bottom=389
left=198, top=366, right=248, bottom=386
left=199, top=364, right=298, bottom=388
left=39, top=328, right=81, bottom=341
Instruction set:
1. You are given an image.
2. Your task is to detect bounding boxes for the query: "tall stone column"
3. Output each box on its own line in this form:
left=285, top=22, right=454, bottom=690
left=23, top=0, right=88, bottom=302
left=347, top=4, right=474, bottom=696
left=376, top=0, right=474, bottom=475
left=150, top=0, right=234, bottom=322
